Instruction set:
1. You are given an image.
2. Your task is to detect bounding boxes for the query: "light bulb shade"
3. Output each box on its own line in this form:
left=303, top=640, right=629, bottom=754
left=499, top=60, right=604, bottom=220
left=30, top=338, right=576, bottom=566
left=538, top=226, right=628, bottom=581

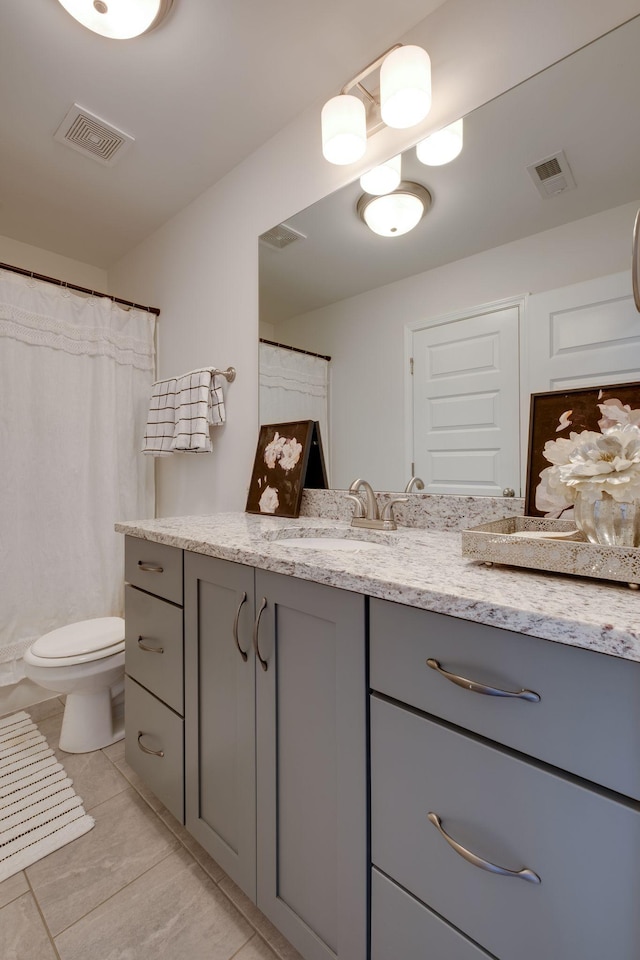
left=380, top=45, right=431, bottom=129
left=359, top=154, right=402, bottom=195
left=416, top=119, right=464, bottom=166
left=56, top=0, right=173, bottom=39
left=357, top=182, right=432, bottom=237
left=321, top=95, right=367, bottom=165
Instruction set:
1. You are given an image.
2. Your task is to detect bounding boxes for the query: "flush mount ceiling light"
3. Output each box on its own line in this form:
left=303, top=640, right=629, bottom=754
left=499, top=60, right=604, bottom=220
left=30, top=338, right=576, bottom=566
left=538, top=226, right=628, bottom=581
left=359, top=154, right=402, bottom=195
left=357, top=181, right=432, bottom=237
left=56, top=0, right=173, bottom=39
left=416, top=118, right=464, bottom=166
left=321, top=43, right=431, bottom=165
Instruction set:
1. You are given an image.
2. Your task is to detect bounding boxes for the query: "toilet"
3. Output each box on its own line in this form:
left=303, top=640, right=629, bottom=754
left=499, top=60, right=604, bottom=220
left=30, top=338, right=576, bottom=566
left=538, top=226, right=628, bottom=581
left=23, top=617, right=125, bottom=754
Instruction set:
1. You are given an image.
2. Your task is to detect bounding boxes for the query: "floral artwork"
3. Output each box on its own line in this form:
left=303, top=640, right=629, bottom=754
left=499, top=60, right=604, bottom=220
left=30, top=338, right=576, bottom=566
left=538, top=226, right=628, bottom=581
left=263, top=432, right=303, bottom=472
left=246, top=420, right=327, bottom=518
left=525, top=384, right=640, bottom=517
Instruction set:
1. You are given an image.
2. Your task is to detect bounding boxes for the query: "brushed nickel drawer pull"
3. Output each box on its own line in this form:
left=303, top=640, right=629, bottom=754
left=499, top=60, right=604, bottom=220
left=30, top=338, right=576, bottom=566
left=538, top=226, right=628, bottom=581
left=234, top=592, right=249, bottom=662
left=427, top=812, right=541, bottom=884
left=426, top=658, right=540, bottom=702
left=253, top=597, right=268, bottom=671
left=137, top=561, right=164, bottom=573
left=137, top=732, right=165, bottom=758
left=137, top=635, right=164, bottom=654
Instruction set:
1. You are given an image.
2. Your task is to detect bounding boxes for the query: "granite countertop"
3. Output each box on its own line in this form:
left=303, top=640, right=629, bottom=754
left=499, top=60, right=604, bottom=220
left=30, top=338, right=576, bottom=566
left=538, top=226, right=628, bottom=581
left=115, top=512, right=640, bottom=663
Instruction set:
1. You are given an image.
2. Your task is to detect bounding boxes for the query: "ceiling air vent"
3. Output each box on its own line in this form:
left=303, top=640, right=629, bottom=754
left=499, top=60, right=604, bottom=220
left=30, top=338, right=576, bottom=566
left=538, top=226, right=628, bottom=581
left=54, top=104, right=134, bottom=166
left=259, top=223, right=307, bottom=250
left=527, top=150, right=576, bottom=198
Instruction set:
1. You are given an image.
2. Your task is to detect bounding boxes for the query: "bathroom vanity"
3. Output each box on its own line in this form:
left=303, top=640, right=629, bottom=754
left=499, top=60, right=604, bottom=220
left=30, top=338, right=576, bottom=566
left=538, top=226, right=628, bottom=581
left=116, top=510, right=640, bottom=960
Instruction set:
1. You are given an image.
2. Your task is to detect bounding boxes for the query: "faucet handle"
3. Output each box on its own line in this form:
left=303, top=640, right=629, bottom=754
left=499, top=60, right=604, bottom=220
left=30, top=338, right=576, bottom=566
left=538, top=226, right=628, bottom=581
left=404, top=476, right=425, bottom=493
left=346, top=493, right=366, bottom=519
left=381, top=497, right=409, bottom=522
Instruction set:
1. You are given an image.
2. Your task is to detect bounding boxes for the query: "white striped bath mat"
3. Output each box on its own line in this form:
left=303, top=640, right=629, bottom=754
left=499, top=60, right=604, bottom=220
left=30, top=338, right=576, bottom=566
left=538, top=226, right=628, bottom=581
left=0, top=710, right=94, bottom=882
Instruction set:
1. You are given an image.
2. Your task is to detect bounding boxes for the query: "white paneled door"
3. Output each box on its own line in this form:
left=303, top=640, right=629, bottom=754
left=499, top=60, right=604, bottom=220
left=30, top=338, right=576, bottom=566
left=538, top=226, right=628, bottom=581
left=526, top=271, right=640, bottom=393
left=411, top=302, right=521, bottom=496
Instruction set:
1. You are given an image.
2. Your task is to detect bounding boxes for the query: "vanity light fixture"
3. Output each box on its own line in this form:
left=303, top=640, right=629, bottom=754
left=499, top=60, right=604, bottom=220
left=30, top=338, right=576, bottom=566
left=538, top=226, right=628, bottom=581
left=56, top=0, right=173, bottom=39
left=359, top=154, right=402, bottom=195
left=357, top=181, right=432, bottom=237
left=416, top=118, right=464, bottom=166
left=321, top=43, right=431, bottom=165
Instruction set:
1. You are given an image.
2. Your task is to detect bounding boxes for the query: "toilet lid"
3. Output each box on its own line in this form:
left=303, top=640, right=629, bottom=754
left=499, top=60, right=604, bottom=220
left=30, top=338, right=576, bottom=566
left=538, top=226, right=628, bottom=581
left=31, top=617, right=125, bottom=659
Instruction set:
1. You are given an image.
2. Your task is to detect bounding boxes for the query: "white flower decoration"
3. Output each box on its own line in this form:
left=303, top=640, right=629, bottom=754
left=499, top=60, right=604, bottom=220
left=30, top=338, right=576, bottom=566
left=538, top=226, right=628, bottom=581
left=598, top=398, right=640, bottom=432
left=263, top=432, right=303, bottom=472
left=258, top=485, right=279, bottom=514
left=537, top=422, right=640, bottom=514
left=279, top=437, right=303, bottom=472
left=264, top=433, right=285, bottom=469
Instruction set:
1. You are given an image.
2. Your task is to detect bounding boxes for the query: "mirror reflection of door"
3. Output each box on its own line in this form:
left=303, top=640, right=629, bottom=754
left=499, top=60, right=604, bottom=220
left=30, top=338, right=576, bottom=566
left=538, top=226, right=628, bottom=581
left=411, top=301, right=521, bottom=496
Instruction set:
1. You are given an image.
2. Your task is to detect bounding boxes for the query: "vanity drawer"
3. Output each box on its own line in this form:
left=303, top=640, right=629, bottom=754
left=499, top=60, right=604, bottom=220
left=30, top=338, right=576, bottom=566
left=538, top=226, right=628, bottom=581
left=371, top=868, right=493, bottom=960
left=125, top=584, right=183, bottom=715
left=370, top=597, right=640, bottom=800
left=125, top=536, right=183, bottom=604
left=371, top=695, right=640, bottom=960
left=125, top=676, right=184, bottom=823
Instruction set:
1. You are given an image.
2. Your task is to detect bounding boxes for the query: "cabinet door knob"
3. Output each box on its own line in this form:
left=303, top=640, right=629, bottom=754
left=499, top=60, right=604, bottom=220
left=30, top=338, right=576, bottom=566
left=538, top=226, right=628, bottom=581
left=233, top=592, right=249, bottom=662
left=428, top=812, right=541, bottom=884
left=137, top=635, right=164, bottom=654
left=426, top=658, right=540, bottom=702
left=253, top=597, right=269, bottom=671
left=137, top=732, right=165, bottom=758
left=137, top=561, right=164, bottom=573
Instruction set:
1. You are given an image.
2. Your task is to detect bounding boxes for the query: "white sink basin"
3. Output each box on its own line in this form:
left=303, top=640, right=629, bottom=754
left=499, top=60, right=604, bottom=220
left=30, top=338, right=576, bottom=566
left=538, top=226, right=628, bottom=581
left=273, top=537, right=383, bottom=553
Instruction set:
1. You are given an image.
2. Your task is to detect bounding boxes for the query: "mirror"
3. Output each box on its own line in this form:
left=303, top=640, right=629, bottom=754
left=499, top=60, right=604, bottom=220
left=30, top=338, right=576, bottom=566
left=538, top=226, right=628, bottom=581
left=259, top=17, right=640, bottom=493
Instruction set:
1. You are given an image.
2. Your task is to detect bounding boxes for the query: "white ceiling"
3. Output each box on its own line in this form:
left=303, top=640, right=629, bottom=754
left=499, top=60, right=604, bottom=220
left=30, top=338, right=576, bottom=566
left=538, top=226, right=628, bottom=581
left=0, top=0, right=446, bottom=267
left=259, top=15, right=640, bottom=326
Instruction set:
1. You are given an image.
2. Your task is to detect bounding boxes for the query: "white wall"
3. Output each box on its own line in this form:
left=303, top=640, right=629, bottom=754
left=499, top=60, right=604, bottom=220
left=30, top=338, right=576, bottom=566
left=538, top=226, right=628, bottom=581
left=274, top=202, right=638, bottom=489
left=0, top=234, right=107, bottom=290
left=108, top=0, right=640, bottom=516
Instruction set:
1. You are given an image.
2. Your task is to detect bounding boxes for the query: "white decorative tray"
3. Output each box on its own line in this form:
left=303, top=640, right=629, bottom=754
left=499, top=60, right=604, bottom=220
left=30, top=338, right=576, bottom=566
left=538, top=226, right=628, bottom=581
left=461, top=516, right=640, bottom=588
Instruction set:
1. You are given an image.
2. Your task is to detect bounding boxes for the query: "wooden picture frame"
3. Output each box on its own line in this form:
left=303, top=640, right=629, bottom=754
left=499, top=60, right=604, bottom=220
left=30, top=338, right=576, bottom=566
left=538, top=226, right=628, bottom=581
left=245, top=420, right=328, bottom=518
left=525, top=381, right=640, bottom=516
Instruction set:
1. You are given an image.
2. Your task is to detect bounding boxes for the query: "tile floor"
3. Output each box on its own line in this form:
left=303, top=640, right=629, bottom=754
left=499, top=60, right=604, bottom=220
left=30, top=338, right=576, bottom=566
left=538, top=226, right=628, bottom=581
left=0, top=698, right=303, bottom=960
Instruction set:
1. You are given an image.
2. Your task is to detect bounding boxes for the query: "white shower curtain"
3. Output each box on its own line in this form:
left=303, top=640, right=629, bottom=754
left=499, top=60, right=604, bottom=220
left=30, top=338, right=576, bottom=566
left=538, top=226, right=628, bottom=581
left=259, top=341, right=330, bottom=476
left=0, top=268, right=155, bottom=685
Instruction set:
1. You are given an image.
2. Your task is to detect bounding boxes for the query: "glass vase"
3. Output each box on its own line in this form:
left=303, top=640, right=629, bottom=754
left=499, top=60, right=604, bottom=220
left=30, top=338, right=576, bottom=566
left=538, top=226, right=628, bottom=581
left=574, top=492, right=640, bottom=547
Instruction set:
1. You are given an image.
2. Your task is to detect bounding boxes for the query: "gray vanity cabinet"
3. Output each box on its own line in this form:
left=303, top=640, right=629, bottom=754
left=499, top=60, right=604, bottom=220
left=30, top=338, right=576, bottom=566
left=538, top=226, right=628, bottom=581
left=369, top=597, right=640, bottom=960
left=183, top=554, right=368, bottom=960
left=184, top=552, right=257, bottom=898
left=123, top=536, right=185, bottom=823
left=253, top=569, right=367, bottom=960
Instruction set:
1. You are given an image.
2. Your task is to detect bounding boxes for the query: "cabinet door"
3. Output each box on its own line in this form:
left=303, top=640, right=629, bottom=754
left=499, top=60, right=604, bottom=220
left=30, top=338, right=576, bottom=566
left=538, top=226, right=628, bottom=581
left=254, top=570, right=367, bottom=960
left=125, top=676, right=184, bottom=823
left=371, top=695, right=640, bottom=960
left=125, top=584, right=184, bottom=716
left=184, top=553, right=256, bottom=899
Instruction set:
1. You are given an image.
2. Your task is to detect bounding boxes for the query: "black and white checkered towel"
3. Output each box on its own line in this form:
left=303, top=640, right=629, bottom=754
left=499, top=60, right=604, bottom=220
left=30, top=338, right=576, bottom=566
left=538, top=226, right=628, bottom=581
left=171, top=369, right=226, bottom=453
left=141, top=377, right=178, bottom=456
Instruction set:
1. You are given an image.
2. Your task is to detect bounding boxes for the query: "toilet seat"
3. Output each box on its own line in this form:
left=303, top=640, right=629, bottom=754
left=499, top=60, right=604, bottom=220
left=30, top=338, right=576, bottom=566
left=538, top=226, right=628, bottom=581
left=26, top=616, right=125, bottom=667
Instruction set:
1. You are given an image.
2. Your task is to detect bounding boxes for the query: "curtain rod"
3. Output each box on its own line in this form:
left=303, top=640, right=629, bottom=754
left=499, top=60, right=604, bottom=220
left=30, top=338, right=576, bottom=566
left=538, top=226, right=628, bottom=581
left=260, top=337, right=331, bottom=362
left=0, top=260, right=161, bottom=316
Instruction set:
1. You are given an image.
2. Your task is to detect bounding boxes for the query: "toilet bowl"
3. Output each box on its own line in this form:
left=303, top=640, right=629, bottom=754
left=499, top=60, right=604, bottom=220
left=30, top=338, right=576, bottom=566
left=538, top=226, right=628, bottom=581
left=23, top=617, right=125, bottom=754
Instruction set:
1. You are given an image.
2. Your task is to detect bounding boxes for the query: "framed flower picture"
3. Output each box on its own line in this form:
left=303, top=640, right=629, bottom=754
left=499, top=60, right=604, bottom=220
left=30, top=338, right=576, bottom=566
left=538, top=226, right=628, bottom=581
left=525, top=381, right=640, bottom=516
left=245, top=420, right=328, bottom=518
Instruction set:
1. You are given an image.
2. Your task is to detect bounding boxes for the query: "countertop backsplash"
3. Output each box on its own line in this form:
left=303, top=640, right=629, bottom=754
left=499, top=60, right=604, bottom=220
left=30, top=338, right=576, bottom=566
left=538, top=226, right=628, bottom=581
left=300, top=489, right=525, bottom=530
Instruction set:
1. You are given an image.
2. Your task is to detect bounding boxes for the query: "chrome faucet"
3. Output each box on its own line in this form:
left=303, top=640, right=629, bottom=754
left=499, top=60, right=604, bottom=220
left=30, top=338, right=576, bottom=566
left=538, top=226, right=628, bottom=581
left=347, top=478, right=407, bottom=531
left=404, top=476, right=425, bottom=493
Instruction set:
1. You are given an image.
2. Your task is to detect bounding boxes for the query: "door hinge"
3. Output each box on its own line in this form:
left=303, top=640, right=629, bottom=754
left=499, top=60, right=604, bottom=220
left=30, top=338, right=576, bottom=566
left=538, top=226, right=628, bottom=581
left=410, top=357, right=414, bottom=375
